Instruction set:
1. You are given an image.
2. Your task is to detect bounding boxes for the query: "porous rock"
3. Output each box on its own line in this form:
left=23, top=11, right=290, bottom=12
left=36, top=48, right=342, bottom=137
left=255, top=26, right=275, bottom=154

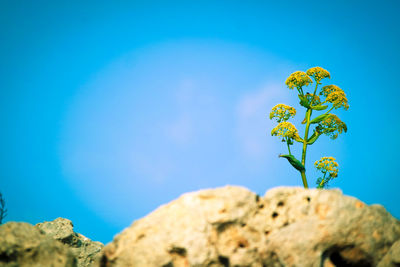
left=0, top=221, right=76, bottom=267
left=36, top=217, right=104, bottom=267
left=98, top=186, right=400, bottom=267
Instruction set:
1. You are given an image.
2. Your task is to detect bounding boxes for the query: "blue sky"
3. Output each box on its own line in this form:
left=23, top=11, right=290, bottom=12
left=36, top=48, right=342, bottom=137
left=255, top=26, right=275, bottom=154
left=1, top=1, right=400, bottom=243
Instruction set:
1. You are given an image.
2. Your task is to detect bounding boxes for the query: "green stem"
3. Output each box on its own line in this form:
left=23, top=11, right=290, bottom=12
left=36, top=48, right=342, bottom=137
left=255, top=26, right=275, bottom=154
left=300, top=170, right=308, bottom=188
left=300, top=81, right=321, bottom=189
left=319, top=102, right=334, bottom=114
left=326, top=106, right=334, bottom=114
left=319, top=172, right=327, bottom=188
left=301, top=108, right=312, bottom=188
left=286, top=138, right=292, bottom=155
left=310, top=81, right=319, bottom=106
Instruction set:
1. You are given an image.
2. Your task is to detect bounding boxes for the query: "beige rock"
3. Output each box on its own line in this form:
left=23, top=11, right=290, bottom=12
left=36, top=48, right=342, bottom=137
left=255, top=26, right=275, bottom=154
left=98, top=186, right=400, bottom=267
left=377, top=239, right=400, bottom=267
left=0, top=222, right=76, bottom=267
left=36, top=217, right=104, bottom=267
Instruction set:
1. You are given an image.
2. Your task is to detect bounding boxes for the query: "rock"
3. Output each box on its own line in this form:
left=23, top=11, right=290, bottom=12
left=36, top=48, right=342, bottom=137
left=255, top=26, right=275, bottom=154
left=261, top=187, right=400, bottom=267
left=0, top=221, right=77, bottom=267
left=36, top=217, right=104, bottom=267
left=35, top=217, right=77, bottom=244
left=98, top=186, right=400, bottom=267
left=377, top=240, right=400, bottom=267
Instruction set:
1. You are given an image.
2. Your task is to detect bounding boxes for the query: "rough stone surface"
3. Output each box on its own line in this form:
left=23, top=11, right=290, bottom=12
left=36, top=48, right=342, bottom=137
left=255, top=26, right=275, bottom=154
left=98, top=186, right=400, bottom=267
left=0, top=221, right=76, bottom=267
left=377, top=239, right=400, bottom=267
left=36, top=217, right=104, bottom=267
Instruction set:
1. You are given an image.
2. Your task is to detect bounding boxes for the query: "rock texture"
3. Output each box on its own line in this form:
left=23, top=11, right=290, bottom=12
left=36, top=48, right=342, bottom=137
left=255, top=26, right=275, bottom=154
left=36, top=217, right=104, bottom=267
left=377, top=240, right=400, bottom=267
left=0, top=222, right=77, bottom=267
left=98, top=186, right=400, bottom=267
left=0, top=218, right=103, bottom=267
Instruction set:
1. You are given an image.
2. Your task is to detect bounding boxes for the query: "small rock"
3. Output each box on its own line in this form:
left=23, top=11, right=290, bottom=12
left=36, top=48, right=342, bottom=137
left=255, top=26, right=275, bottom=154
left=0, top=221, right=76, bottom=267
left=36, top=217, right=104, bottom=267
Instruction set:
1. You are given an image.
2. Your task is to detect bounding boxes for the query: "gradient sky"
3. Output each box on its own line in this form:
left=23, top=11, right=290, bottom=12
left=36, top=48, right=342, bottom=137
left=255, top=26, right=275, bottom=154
left=1, top=1, right=400, bottom=244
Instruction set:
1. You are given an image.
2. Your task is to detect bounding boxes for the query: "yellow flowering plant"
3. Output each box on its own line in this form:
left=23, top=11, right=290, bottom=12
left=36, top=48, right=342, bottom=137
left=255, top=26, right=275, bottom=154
left=314, top=157, right=339, bottom=188
left=270, top=66, right=348, bottom=188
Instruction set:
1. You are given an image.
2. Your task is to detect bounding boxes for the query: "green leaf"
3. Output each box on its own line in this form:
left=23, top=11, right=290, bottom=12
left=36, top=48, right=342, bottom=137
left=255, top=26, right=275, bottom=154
left=298, top=95, right=310, bottom=108
left=293, top=135, right=303, bottom=143
left=311, top=104, right=328, bottom=111
left=279, top=154, right=305, bottom=172
left=307, top=132, right=320, bottom=145
left=310, top=114, right=331, bottom=124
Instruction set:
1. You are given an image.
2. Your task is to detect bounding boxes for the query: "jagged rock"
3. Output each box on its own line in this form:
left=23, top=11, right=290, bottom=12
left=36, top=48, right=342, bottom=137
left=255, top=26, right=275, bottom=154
left=0, top=221, right=76, bottom=267
left=36, top=217, right=104, bottom=267
left=98, top=186, right=400, bottom=267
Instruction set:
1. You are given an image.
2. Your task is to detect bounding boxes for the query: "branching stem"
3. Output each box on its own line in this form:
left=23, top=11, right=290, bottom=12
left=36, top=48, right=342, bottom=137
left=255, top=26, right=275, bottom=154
left=319, top=172, right=327, bottom=188
left=286, top=138, right=292, bottom=155
left=324, top=105, right=334, bottom=114
left=310, top=82, right=319, bottom=106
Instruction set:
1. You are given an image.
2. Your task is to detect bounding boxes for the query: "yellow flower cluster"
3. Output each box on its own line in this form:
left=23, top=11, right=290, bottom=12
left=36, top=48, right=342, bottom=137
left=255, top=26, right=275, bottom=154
left=314, top=156, right=339, bottom=178
left=270, top=104, right=296, bottom=123
left=285, top=71, right=313, bottom=90
left=306, top=67, right=331, bottom=82
left=316, top=114, right=347, bottom=139
left=271, top=121, right=300, bottom=140
left=321, top=85, right=349, bottom=110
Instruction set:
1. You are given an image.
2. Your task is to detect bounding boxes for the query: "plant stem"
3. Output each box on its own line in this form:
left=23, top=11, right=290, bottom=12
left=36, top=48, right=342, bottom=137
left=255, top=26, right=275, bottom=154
left=324, top=105, right=334, bottom=115
left=300, top=170, right=308, bottom=188
left=299, top=81, right=321, bottom=189
left=300, top=108, right=312, bottom=188
left=318, top=172, right=327, bottom=188
left=286, top=138, right=292, bottom=155
left=310, top=82, right=319, bottom=106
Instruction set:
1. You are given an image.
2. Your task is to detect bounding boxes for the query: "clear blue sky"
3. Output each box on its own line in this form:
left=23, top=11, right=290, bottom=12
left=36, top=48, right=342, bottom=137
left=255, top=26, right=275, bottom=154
left=1, top=0, right=400, bottom=243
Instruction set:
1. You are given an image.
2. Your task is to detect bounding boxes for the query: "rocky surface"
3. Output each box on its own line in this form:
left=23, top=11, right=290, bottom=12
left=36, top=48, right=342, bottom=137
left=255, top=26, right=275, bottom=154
left=0, top=218, right=103, bottom=267
left=376, top=239, right=400, bottom=267
left=36, top=217, right=104, bottom=267
left=98, top=186, right=400, bottom=267
left=0, top=222, right=77, bottom=267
